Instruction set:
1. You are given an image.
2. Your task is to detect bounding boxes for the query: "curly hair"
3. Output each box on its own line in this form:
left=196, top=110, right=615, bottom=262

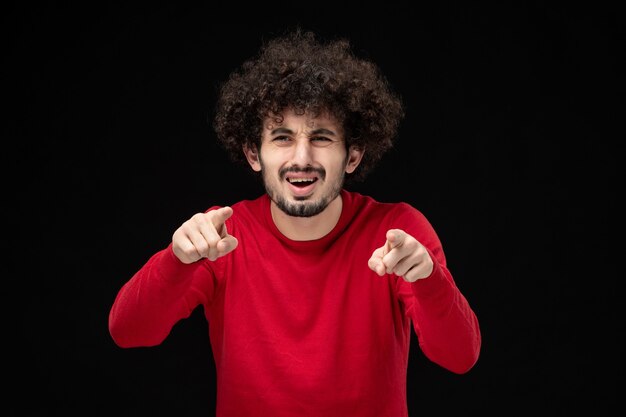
left=212, top=30, right=404, bottom=182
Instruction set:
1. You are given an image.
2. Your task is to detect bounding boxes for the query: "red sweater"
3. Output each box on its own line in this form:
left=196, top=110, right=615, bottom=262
left=109, top=190, right=481, bottom=417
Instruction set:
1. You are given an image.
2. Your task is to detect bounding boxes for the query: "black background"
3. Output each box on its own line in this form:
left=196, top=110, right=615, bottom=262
left=4, top=2, right=622, bottom=416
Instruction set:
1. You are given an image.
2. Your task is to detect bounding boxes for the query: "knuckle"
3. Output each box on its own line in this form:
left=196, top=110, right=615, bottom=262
left=195, top=242, right=209, bottom=256
left=191, top=213, right=207, bottom=226
left=406, top=239, right=419, bottom=251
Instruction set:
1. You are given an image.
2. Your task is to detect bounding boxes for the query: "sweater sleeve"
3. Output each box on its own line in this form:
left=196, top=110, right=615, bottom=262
left=393, top=204, right=481, bottom=374
left=108, top=244, right=218, bottom=348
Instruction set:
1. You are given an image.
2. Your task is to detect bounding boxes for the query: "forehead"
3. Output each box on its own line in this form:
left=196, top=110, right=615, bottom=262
left=263, top=108, right=342, bottom=131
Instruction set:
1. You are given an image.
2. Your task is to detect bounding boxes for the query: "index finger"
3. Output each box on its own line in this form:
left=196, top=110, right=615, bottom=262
left=386, top=229, right=405, bottom=249
left=210, top=206, right=234, bottom=227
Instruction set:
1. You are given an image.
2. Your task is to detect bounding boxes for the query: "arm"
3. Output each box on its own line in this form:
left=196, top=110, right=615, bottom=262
left=400, top=256, right=481, bottom=374
left=108, top=247, right=214, bottom=347
left=108, top=206, right=238, bottom=348
left=368, top=211, right=481, bottom=374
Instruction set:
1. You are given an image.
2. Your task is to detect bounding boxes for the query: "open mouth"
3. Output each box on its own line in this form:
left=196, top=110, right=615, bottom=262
left=285, top=175, right=319, bottom=196
left=281, top=167, right=325, bottom=196
left=286, top=177, right=318, bottom=188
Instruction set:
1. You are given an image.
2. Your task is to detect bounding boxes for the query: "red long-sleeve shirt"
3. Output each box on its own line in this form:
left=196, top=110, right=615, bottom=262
left=109, top=190, right=481, bottom=417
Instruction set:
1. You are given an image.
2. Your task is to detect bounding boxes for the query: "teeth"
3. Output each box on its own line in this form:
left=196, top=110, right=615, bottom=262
left=288, top=178, right=315, bottom=183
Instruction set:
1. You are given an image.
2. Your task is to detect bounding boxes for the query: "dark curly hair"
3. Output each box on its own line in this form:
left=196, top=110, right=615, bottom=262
left=213, top=30, right=404, bottom=182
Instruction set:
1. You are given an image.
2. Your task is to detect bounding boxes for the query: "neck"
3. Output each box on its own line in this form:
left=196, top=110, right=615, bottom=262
left=270, top=194, right=343, bottom=241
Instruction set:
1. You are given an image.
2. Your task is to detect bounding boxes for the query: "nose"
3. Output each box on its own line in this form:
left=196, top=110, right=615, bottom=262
left=291, top=138, right=314, bottom=167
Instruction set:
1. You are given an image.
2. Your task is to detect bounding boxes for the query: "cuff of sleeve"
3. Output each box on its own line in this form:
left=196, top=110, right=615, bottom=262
left=155, top=244, right=198, bottom=283
left=410, top=249, right=449, bottom=300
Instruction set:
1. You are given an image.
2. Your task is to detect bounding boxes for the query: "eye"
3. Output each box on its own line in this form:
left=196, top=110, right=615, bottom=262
left=311, top=136, right=334, bottom=147
left=271, top=136, right=292, bottom=146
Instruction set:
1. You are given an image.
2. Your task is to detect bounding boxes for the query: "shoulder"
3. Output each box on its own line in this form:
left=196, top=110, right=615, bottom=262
left=204, top=194, right=267, bottom=216
left=343, top=190, right=428, bottom=222
left=231, top=194, right=267, bottom=213
left=201, top=194, right=268, bottom=233
left=345, top=190, right=439, bottom=241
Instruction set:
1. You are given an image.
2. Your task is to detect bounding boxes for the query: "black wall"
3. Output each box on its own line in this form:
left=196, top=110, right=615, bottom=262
left=5, top=3, right=622, bottom=416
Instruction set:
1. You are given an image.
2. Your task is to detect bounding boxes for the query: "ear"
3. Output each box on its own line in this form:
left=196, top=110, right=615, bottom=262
left=243, top=144, right=262, bottom=172
left=345, top=146, right=364, bottom=174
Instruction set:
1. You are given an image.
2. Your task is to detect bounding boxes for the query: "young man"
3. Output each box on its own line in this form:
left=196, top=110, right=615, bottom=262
left=109, top=30, right=481, bottom=416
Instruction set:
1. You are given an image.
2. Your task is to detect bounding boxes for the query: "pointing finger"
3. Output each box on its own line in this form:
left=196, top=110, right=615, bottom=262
left=381, top=229, right=409, bottom=274
left=386, top=229, right=405, bottom=249
left=382, top=229, right=404, bottom=258
left=210, top=206, right=234, bottom=226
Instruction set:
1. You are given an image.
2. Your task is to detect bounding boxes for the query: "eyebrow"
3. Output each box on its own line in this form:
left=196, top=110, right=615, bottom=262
left=270, top=127, right=337, bottom=136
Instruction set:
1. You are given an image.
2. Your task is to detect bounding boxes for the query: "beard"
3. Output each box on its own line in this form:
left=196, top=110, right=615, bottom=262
left=260, top=160, right=346, bottom=218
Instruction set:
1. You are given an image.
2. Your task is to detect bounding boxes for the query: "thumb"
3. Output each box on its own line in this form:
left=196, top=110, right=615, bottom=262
left=368, top=247, right=386, bottom=276
left=217, top=235, right=239, bottom=257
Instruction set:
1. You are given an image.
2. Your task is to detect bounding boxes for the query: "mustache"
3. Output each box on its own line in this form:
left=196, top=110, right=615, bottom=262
left=279, top=166, right=326, bottom=180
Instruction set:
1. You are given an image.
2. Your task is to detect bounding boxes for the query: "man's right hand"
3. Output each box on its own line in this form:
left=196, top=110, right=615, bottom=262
left=172, top=206, right=238, bottom=264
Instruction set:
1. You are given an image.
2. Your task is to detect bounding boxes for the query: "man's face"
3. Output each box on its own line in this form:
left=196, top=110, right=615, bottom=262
left=245, top=109, right=361, bottom=217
